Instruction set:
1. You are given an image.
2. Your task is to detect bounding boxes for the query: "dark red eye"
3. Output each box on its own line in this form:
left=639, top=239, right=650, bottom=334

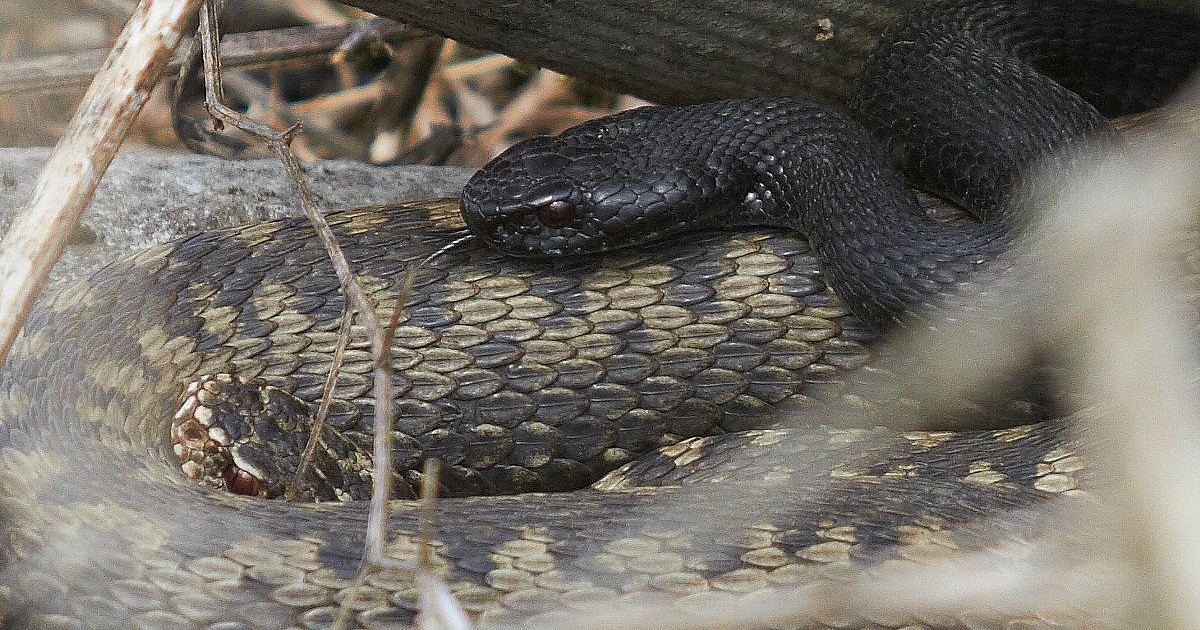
left=535, top=200, right=573, bottom=228
left=224, top=466, right=260, bottom=496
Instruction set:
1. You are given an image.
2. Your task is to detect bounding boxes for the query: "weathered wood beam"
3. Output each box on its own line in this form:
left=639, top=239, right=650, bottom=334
left=340, top=0, right=929, bottom=105
left=340, top=0, right=1196, bottom=106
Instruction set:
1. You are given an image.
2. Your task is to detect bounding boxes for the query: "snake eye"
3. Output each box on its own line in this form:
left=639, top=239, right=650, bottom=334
left=535, top=200, right=573, bottom=229
left=224, top=466, right=261, bottom=496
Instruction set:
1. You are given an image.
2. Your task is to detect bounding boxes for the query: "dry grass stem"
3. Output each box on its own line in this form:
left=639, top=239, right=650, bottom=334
left=365, top=36, right=443, bottom=162
left=444, top=80, right=496, bottom=133
left=403, top=41, right=458, bottom=147
left=415, top=572, right=475, bottom=630
left=286, top=302, right=355, bottom=502
left=292, top=82, right=386, bottom=118
left=413, top=459, right=475, bottom=630
left=191, top=0, right=403, bottom=577
left=416, top=458, right=441, bottom=570
left=329, top=564, right=373, bottom=630
left=218, top=73, right=364, bottom=156
left=331, top=16, right=400, bottom=64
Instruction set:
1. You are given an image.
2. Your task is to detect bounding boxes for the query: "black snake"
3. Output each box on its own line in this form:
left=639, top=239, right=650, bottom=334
left=1, top=0, right=1199, bottom=628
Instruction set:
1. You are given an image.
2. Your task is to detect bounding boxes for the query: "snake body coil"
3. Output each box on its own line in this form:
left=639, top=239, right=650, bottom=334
left=461, top=0, right=1199, bottom=329
left=2, top=0, right=1199, bottom=627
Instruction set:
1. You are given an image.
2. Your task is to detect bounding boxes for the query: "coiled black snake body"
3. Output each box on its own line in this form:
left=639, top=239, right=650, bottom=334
left=461, top=0, right=1198, bottom=329
left=1, top=0, right=1199, bottom=628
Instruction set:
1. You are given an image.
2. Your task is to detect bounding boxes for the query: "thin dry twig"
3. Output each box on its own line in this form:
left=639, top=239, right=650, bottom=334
left=441, top=52, right=513, bottom=82
left=324, top=231, right=473, bottom=629
left=415, top=458, right=441, bottom=571
left=329, top=562, right=374, bottom=630
left=0, top=0, right=203, bottom=369
left=202, top=71, right=365, bottom=156
left=192, top=0, right=402, bottom=571
left=413, top=458, right=474, bottom=630
left=285, top=302, right=354, bottom=501
left=186, top=17, right=486, bottom=629
left=292, top=82, right=386, bottom=118
left=401, top=41, right=459, bottom=152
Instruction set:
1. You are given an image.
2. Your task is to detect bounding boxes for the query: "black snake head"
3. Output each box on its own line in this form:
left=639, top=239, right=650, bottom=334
left=460, top=107, right=729, bottom=257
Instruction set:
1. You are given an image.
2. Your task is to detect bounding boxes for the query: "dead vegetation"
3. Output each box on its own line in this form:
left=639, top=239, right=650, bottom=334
left=0, top=0, right=649, bottom=165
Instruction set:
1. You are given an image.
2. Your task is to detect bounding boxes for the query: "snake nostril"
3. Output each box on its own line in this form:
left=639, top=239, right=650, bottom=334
left=535, top=200, right=574, bottom=229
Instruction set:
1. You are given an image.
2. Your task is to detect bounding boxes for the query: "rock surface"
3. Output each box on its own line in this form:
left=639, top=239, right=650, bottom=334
left=0, top=148, right=471, bottom=288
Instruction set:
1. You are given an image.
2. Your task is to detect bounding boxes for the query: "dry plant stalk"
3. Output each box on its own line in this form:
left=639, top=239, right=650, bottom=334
left=186, top=9, right=479, bottom=624
left=186, top=13, right=483, bottom=630
left=0, top=0, right=203, bottom=369
left=188, top=0, right=407, bottom=571
left=453, top=68, right=574, bottom=164
left=286, top=303, right=354, bottom=501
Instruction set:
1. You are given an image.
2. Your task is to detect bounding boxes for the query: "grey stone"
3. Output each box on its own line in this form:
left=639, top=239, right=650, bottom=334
left=0, top=147, right=472, bottom=287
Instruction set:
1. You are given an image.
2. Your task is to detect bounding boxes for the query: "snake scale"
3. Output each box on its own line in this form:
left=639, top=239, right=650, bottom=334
left=3, top=0, right=1200, bottom=628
